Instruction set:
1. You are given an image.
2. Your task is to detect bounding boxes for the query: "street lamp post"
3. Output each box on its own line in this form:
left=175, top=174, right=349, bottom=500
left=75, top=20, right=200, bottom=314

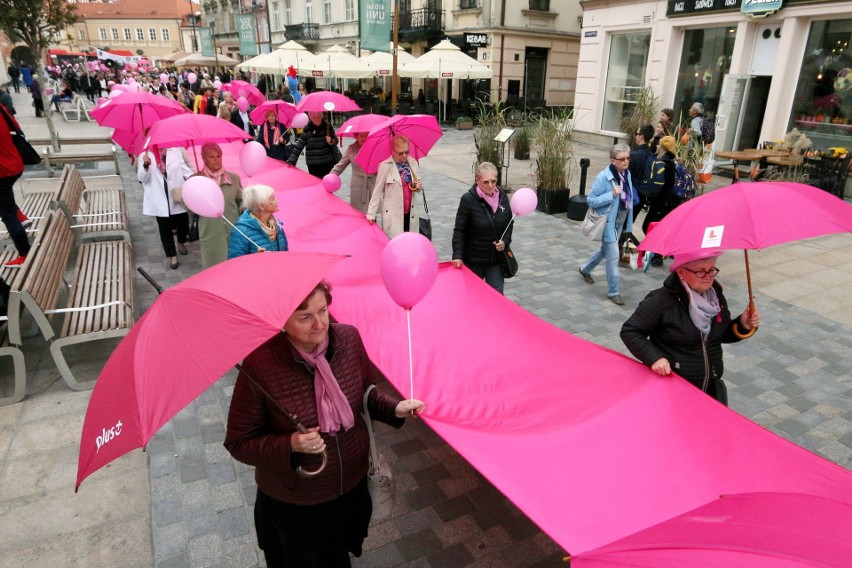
left=189, top=12, right=199, bottom=52
left=250, top=0, right=274, bottom=54
left=210, top=21, right=220, bottom=73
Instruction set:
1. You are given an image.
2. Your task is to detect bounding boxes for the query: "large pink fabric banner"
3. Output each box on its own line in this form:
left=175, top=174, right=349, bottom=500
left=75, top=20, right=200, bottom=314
left=254, top=159, right=852, bottom=562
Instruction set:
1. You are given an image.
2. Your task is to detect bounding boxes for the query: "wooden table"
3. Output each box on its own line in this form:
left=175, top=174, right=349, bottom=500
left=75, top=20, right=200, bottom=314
left=715, top=149, right=792, bottom=181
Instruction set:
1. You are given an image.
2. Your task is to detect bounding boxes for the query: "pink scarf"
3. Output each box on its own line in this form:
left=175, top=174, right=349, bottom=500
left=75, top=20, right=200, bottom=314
left=476, top=185, right=500, bottom=213
left=202, top=165, right=232, bottom=186
left=287, top=335, right=355, bottom=433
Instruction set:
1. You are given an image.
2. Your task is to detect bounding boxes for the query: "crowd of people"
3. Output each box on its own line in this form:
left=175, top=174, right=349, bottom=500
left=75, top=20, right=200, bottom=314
left=3, top=64, right=757, bottom=562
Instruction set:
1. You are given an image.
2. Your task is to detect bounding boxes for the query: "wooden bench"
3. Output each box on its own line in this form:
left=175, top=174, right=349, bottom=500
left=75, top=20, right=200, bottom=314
left=8, top=210, right=134, bottom=391
left=54, top=165, right=130, bottom=243
left=28, top=136, right=114, bottom=150
left=42, top=145, right=120, bottom=177
left=0, top=246, right=30, bottom=406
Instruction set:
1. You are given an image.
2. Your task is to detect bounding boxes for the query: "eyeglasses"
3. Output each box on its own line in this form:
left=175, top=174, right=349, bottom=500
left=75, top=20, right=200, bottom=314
left=613, top=157, right=630, bottom=162
left=682, top=267, right=720, bottom=278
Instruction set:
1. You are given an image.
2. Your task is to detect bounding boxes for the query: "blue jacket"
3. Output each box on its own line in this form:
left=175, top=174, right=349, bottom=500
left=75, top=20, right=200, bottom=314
left=227, top=210, right=288, bottom=259
left=586, top=166, right=635, bottom=243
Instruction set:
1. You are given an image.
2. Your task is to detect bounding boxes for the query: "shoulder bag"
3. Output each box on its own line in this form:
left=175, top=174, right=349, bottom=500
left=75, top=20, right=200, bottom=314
left=418, top=180, right=432, bottom=241
left=483, top=201, right=518, bottom=278
left=363, top=384, right=395, bottom=521
left=580, top=181, right=616, bottom=241
left=1, top=105, right=41, bottom=165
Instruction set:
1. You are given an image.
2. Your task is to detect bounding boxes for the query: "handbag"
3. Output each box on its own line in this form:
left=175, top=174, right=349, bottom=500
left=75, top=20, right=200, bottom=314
left=1, top=106, right=40, bottom=166
left=187, top=214, right=199, bottom=242
left=418, top=182, right=432, bottom=241
left=483, top=202, right=518, bottom=279
left=327, top=123, right=343, bottom=162
left=363, top=385, right=395, bottom=521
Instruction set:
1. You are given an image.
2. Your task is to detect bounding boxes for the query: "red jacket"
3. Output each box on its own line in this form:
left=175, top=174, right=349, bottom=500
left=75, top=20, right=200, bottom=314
left=0, top=105, right=24, bottom=178
left=224, top=324, right=404, bottom=505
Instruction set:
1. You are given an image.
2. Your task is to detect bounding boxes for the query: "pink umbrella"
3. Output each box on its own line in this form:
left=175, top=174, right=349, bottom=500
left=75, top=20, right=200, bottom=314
left=573, top=492, right=852, bottom=567
left=111, top=127, right=146, bottom=156
left=76, top=252, right=346, bottom=489
left=220, top=80, right=265, bottom=106
left=640, top=182, right=852, bottom=334
left=91, top=91, right=185, bottom=134
left=336, top=113, right=388, bottom=137
left=354, top=114, right=442, bottom=174
left=249, top=100, right=299, bottom=127
left=143, top=113, right=252, bottom=168
left=295, top=91, right=361, bottom=113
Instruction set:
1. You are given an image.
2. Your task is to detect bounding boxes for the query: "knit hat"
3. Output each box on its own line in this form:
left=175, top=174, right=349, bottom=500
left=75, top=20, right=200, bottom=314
left=659, top=135, right=677, bottom=155
left=670, top=249, right=723, bottom=272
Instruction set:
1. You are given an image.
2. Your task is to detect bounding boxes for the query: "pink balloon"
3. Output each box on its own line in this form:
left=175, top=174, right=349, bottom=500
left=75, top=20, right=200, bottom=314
left=107, top=80, right=115, bottom=86
left=239, top=141, right=267, bottom=177
left=213, top=80, right=222, bottom=89
left=510, top=187, right=538, bottom=217
left=380, top=233, right=439, bottom=310
left=127, top=78, right=137, bottom=85
left=45, top=87, right=54, bottom=96
left=291, top=113, right=309, bottom=129
left=159, top=73, right=169, bottom=84
left=182, top=176, right=224, bottom=218
left=108, top=90, right=123, bottom=99
left=236, top=96, right=250, bottom=112
left=97, top=97, right=107, bottom=105
left=238, top=88, right=249, bottom=98
left=188, top=72, right=198, bottom=84
left=322, top=173, right=341, bottom=192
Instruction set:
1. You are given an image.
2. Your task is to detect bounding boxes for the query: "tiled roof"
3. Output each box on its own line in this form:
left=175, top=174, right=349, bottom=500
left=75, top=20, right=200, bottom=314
left=72, top=0, right=201, bottom=20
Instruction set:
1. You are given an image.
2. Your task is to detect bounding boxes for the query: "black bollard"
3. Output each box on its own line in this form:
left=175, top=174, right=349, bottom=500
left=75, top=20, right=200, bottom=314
left=567, top=158, right=591, bottom=220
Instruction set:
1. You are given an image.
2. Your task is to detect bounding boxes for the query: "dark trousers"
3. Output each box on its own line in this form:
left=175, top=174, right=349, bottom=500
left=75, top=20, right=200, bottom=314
left=154, top=212, right=189, bottom=258
left=307, top=162, right=334, bottom=179
left=33, top=99, right=43, bottom=117
left=11, top=79, right=20, bottom=93
left=470, top=263, right=505, bottom=295
left=0, top=174, right=30, bottom=257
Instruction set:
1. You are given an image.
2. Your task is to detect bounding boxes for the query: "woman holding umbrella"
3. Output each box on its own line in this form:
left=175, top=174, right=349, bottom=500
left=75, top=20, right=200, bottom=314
left=286, top=111, right=339, bottom=178
left=225, top=281, right=425, bottom=567
left=366, top=134, right=422, bottom=239
left=331, top=131, right=374, bottom=213
left=255, top=110, right=292, bottom=163
left=620, top=250, right=760, bottom=405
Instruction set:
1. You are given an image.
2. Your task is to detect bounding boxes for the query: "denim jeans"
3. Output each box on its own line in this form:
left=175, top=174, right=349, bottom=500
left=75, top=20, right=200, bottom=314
left=470, top=263, right=505, bottom=295
left=0, top=174, right=30, bottom=257
left=581, top=238, right=621, bottom=297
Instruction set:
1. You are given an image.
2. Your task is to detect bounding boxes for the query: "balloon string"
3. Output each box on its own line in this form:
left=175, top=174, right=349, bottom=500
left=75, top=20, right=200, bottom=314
left=406, top=308, right=414, bottom=402
left=221, top=216, right=264, bottom=251
left=498, top=214, right=516, bottom=242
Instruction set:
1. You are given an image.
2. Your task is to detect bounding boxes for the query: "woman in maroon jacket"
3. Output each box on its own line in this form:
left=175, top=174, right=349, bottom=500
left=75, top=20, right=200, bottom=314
left=0, top=105, right=31, bottom=266
left=225, top=281, right=425, bottom=567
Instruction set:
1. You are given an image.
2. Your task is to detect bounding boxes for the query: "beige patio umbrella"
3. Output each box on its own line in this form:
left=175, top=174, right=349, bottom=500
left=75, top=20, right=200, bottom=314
left=362, top=46, right=416, bottom=76
left=304, top=45, right=374, bottom=79
left=159, top=50, right=191, bottom=63
left=173, top=52, right=240, bottom=68
left=400, top=39, right=492, bottom=122
left=237, top=40, right=318, bottom=75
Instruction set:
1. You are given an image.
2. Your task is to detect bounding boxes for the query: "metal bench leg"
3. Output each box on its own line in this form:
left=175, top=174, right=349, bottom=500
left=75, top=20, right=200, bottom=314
left=0, top=346, right=26, bottom=406
left=50, top=329, right=129, bottom=391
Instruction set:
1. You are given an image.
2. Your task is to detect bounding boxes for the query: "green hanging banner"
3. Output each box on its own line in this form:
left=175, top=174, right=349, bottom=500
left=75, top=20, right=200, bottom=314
left=360, top=0, right=391, bottom=52
left=235, top=14, right=258, bottom=57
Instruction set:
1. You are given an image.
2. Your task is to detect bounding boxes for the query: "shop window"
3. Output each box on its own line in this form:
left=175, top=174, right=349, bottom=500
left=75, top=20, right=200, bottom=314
left=672, top=27, right=734, bottom=126
left=601, top=32, right=651, bottom=133
left=788, top=19, right=852, bottom=151
left=529, top=0, right=549, bottom=11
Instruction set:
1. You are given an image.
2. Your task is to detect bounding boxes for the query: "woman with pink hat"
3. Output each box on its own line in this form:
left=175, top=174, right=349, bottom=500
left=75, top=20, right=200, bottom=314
left=620, top=249, right=760, bottom=405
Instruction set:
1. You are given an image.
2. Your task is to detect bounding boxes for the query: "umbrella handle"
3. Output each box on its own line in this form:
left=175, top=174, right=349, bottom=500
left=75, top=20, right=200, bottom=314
left=297, top=451, right=328, bottom=478
left=733, top=250, right=758, bottom=339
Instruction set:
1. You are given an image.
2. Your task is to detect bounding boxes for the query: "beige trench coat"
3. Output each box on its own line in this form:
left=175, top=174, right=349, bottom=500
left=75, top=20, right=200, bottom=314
left=366, top=156, right=421, bottom=239
left=331, top=141, right=376, bottom=214
left=195, top=170, right=243, bottom=269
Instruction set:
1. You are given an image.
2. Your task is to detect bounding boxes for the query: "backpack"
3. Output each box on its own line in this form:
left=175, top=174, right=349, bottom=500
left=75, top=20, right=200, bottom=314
left=636, top=156, right=667, bottom=197
left=701, top=115, right=716, bottom=145
left=672, top=162, right=696, bottom=199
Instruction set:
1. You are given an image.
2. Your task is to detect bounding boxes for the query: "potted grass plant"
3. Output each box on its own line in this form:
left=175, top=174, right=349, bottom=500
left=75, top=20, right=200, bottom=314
left=533, top=108, right=574, bottom=214
left=473, top=100, right=506, bottom=185
left=513, top=124, right=531, bottom=160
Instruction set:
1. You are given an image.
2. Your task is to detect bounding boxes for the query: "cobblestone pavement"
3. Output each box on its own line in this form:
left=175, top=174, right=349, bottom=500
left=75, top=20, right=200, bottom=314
left=1, top=89, right=850, bottom=567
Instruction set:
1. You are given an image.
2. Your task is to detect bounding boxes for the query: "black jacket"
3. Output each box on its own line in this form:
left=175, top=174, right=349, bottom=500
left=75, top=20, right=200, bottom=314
left=287, top=119, right=338, bottom=167
left=230, top=110, right=256, bottom=138
left=452, top=186, right=513, bottom=268
left=628, top=143, right=655, bottom=188
left=620, top=272, right=747, bottom=392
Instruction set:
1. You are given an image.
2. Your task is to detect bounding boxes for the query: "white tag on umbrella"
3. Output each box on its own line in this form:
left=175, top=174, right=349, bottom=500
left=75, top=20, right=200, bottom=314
left=702, top=225, right=724, bottom=248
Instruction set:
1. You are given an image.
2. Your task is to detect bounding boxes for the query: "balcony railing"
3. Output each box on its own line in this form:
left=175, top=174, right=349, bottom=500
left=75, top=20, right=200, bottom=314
left=284, top=23, right=319, bottom=42
left=399, top=8, right=444, bottom=40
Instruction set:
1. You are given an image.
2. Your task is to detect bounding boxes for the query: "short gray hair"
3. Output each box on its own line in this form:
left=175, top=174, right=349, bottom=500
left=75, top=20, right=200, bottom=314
left=692, top=102, right=704, bottom=114
left=609, top=143, right=631, bottom=159
left=475, top=161, right=498, bottom=179
left=242, top=184, right=277, bottom=212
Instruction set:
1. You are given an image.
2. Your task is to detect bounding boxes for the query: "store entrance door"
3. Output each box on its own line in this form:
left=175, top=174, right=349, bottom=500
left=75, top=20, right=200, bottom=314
left=715, top=74, right=772, bottom=152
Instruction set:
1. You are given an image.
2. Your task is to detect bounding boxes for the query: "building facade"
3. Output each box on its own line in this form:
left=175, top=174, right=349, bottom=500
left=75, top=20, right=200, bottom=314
left=202, top=0, right=581, bottom=108
left=575, top=0, right=852, bottom=158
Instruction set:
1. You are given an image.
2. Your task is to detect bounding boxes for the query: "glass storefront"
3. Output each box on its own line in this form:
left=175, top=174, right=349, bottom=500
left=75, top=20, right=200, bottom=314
left=601, top=32, right=651, bottom=133
left=672, top=27, right=735, bottom=126
left=788, top=19, right=852, bottom=151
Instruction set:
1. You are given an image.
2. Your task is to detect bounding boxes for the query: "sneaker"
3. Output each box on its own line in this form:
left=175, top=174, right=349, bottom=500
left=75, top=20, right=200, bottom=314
left=579, top=268, right=594, bottom=284
left=608, top=295, right=625, bottom=306
left=17, top=210, right=32, bottom=228
left=5, top=256, right=26, bottom=267
left=650, top=254, right=664, bottom=267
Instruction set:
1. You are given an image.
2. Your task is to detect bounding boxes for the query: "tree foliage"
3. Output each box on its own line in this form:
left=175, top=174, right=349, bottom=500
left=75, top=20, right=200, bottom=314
left=0, top=0, right=79, bottom=59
